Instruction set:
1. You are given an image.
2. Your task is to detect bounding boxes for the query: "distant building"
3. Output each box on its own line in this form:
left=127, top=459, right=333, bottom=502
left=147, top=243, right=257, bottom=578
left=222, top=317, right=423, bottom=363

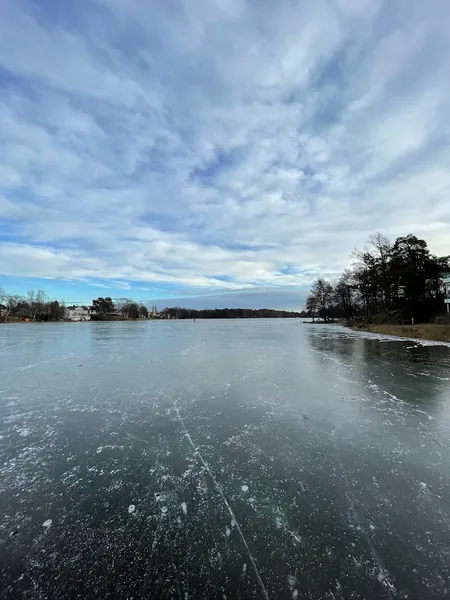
left=64, top=306, right=91, bottom=321
left=0, top=304, right=7, bottom=318
left=443, top=274, right=450, bottom=313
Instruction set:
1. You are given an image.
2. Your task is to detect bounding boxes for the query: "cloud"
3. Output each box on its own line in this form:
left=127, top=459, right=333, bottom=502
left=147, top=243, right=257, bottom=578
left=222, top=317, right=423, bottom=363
left=0, top=0, right=449, bottom=308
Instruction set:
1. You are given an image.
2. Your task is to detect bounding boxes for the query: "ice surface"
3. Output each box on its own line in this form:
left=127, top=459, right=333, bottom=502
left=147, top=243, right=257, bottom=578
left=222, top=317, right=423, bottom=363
left=1, top=320, right=450, bottom=600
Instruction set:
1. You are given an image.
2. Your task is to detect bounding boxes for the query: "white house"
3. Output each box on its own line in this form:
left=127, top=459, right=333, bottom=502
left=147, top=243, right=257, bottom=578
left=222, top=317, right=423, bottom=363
left=64, top=306, right=91, bottom=321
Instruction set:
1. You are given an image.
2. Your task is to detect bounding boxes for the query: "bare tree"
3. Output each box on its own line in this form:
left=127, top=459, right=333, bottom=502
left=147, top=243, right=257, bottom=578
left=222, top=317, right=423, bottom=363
left=27, top=289, right=48, bottom=322
left=0, top=292, right=22, bottom=322
left=0, top=288, right=7, bottom=322
left=308, top=278, right=334, bottom=322
left=368, top=232, right=392, bottom=308
left=305, top=294, right=318, bottom=322
left=333, top=270, right=356, bottom=320
left=114, top=298, right=133, bottom=316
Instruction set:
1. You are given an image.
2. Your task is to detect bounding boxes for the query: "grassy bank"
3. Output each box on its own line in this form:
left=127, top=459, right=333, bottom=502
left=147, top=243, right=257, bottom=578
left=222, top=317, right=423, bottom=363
left=353, top=323, right=450, bottom=342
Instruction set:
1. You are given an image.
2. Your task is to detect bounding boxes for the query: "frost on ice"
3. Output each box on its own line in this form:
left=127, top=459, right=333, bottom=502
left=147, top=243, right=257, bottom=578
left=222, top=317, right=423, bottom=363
left=128, top=504, right=136, bottom=514
left=181, top=502, right=187, bottom=515
left=43, top=519, right=52, bottom=529
left=241, top=484, right=249, bottom=492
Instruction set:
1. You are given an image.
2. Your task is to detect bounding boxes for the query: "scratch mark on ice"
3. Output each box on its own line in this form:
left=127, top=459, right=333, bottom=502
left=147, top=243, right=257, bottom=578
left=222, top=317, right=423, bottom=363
left=174, top=405, right=269, bottom=600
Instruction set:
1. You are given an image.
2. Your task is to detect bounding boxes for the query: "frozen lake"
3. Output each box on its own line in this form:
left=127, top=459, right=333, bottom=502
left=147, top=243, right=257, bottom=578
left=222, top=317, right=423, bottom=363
left=1, top=320, right=450, bottom=599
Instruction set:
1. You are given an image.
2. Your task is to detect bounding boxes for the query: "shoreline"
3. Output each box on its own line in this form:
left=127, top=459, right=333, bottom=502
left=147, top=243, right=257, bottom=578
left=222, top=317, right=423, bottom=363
left=352, top=323, right=450, bottom=343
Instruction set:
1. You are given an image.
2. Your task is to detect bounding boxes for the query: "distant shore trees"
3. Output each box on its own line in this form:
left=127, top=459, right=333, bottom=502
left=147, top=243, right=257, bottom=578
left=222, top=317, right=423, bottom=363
left=0, top=291, right=308, bottom=323
left=305, top=233, right=450, bottom=324
left=0, top=288, right=59, bottom=322
left=160, top=307, right=305, bottom=319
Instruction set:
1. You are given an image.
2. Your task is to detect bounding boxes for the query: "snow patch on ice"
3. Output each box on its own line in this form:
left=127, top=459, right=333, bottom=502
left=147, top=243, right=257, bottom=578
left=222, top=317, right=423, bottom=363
left=181, top=502, right=187, bottom=515
left=353, top=329, right=450, bottom=347
left=43, top=519, right=52, bottom=529
left=18, top=427, right=31, bottom=437
left=241, top=484, right=249, bottom=492
left=128, top=504, right=136, bottom=514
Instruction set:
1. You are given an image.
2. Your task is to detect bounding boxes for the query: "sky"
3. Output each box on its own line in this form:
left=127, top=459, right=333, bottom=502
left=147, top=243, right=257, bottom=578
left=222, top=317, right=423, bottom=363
left=1, top=0, right=449, bottom=310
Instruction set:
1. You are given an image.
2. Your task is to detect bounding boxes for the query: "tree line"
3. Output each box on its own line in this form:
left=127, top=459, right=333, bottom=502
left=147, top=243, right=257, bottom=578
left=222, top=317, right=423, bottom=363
left=0, top=288, right=66, bottom=322
left=91, top=297, right=149, bottom=320
left=305, top=233, right=450, bottom=324
left=0, top=291, right=150, bottom=322
left=160, top=307, right=305, bottom=319
left=0, top=290, right=306, bottom=323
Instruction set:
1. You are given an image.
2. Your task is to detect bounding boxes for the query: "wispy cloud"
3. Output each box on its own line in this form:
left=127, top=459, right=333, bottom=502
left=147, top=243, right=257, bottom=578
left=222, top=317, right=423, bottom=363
left=1, top=0, right=449, bottom=307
